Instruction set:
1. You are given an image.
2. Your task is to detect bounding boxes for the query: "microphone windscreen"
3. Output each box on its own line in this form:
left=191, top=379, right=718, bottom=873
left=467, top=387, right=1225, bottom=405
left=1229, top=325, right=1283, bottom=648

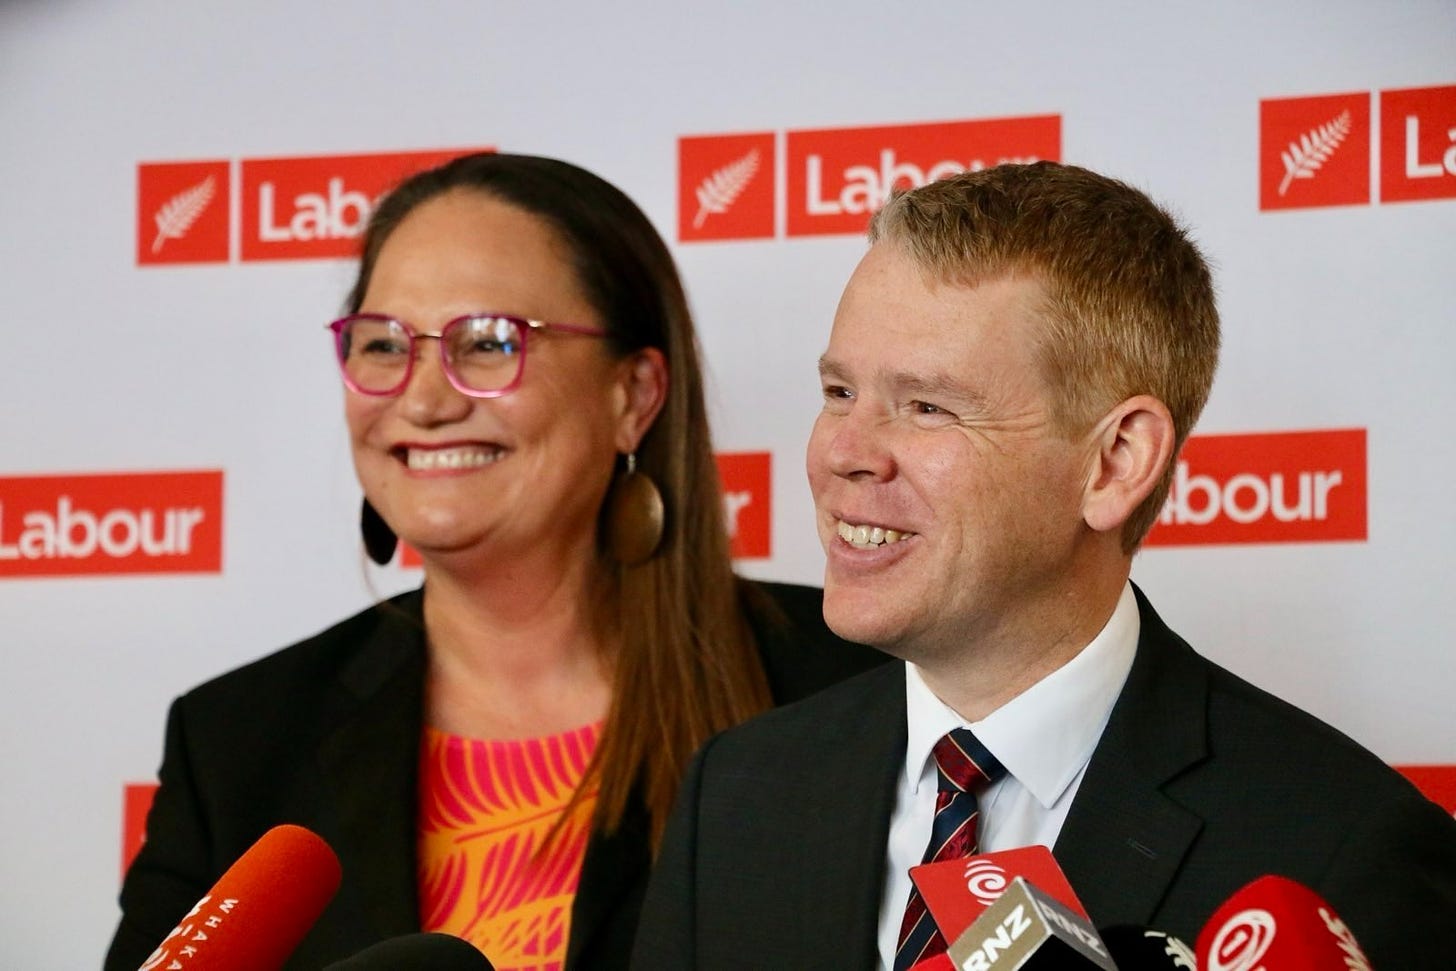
left=322, top=933, right=494, bottom=969
left=1196, top=873, right=1373, bottom=970
left=910, top=844, right=1088, bottom=947
left=1098, top=925, right=1197, bottom=969
left=138, top=824, right=342, bottom=970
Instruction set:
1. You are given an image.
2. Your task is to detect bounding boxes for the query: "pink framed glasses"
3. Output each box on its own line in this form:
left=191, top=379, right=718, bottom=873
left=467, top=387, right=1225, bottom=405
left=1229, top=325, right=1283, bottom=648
left=327, top=312, right=609, bottom=398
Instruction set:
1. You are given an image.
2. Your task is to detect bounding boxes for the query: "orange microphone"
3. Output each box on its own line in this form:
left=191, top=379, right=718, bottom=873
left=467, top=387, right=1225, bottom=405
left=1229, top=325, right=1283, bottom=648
left=137, top=824, right=342, bottom=971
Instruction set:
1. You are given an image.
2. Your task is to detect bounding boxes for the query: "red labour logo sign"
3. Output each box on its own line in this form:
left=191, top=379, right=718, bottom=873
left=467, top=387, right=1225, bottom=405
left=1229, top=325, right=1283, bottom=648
left=1259, top=92, right=1371, bottom=211
left=1260, top=85, right=1456, bottom=209
left=678, top=114, right=1060, bottom=242
left=716, top=452, right=772, bottom=559
left=1145, top=429, right=1366, bottom=547
left=122, top=782, right=159, bottom=878
left=1380, top=84, right=1456, bottom=203
left=139, top=148, right=486, bottom=265
left=679, top=132, right=777, bottom=242
left=137, top=160, right=231, bottom=265
left=241, top=149, right=478, bottom=261
left=0, top=470, right=223, bottom=577
left=786, top=115, right=1060, bottom=237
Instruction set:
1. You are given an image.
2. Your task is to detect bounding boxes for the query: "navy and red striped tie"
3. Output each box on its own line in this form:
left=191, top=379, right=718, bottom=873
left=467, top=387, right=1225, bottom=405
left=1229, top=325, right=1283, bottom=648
left=893, top=728, right=1006, bottom=971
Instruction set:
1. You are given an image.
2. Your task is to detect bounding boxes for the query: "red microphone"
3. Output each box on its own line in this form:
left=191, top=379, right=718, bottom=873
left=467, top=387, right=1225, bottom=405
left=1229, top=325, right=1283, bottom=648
left=137, top=824, right=343, bottom=971
left=909, top=845, right=1088, bottom=948
left=1196, top=874, right=1374, bottom=970
left=907, top=847, right=1112, bottom=969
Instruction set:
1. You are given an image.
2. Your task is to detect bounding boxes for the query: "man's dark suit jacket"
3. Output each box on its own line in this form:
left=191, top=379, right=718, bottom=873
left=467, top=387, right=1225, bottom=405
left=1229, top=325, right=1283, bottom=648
left=632, top=587, right=1456, bottom=969
left=104, top=581, right=886, bottom=971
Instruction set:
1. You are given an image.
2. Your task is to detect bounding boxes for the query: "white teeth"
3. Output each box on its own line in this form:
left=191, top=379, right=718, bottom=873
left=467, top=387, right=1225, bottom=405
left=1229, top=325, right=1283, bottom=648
left=406, top=446, right=503, bottom=471
left=836, top=519, right=914, bottom=549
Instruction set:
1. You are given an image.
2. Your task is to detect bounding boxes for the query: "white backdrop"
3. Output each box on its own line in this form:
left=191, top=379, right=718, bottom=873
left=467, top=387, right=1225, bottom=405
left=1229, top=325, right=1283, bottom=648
left=2, top=1, right=1453, bottom=965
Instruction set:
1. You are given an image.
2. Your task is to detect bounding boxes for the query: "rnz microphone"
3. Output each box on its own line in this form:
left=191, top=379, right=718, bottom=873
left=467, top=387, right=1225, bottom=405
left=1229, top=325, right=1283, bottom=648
left=322, top=933, right=495, bottom=969
left=1196, top=874, right=1373, bottom=970
left=137, top=824, right=342, bottom=971
left=1099, top=925, right=1197, bottom=969
left=909, top=844, right=1089, bottom=948
left=943, top=876, right=1116, bottom=969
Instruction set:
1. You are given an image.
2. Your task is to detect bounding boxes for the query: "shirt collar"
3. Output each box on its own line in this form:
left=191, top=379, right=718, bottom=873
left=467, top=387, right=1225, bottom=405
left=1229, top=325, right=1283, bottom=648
left=902, top=581, right=1140, bottom=809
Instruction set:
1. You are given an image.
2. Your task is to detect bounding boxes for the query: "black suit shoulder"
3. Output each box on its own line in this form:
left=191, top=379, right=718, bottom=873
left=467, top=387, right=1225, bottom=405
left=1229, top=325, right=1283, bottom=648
left=174, top=581, right=874, bottom=764
left=181, top=588, right=424, bottom=709
left=1202, top=651, right=1422, bottom=796
left=107, top=591, right=428, bottom=971
left=169, top=589, right=426, bottom=803
left=1134, top=611, right=1421, bottom=799
left=1175, top=635, right=1456, bottom=950
left=707, top=658, right=902, bottom=758
left=1063, top=592, right=1456, bottom=963
left=1130, top=600, right=1438, bottom=828
left=739, top=578, right=889, bottom=705
left=630, top=662, right=905, bottom=971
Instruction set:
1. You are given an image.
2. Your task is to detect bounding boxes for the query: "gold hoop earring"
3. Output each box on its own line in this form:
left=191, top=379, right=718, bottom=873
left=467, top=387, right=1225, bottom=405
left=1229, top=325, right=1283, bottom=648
left=360, top=498, right=398, bottom=566
left=607, top=452, right=664, bottom=566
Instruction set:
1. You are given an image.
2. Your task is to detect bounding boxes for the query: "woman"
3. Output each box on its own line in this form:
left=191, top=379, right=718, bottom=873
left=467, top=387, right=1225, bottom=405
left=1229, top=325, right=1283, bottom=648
left=104, top=153, right=883, bottom=970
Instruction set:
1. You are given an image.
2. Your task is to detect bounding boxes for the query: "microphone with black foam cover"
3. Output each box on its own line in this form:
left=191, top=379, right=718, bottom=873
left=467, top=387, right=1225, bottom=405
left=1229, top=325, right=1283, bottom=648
left=1196, top=874, right=1374, bottom=970
left=1099, top=925, right=1198, bottom=969
left=321, top=933, right=495, bottom=969
left=942, top=875, right=1117, bottom=969
left=136, top=823, right=342, bottom=971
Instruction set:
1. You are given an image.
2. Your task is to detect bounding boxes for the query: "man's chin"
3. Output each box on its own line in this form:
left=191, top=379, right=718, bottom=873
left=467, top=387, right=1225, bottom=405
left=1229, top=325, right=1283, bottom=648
left=822, top=589, right=908, bottom=657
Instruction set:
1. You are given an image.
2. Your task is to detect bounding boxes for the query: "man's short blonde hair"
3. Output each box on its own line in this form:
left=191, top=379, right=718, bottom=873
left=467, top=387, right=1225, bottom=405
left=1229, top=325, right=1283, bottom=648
left=869, top=161, right=1220, bottom=551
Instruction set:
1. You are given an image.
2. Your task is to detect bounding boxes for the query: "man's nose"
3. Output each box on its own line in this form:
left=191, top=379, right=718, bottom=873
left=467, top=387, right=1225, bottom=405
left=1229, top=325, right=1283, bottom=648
left=811, top=404, right=896, bottom=483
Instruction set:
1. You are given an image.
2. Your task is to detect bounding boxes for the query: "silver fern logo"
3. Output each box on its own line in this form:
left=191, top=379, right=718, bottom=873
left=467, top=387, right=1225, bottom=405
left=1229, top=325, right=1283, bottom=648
left=693, top=149, right=761, bottom=228
left=1278, top=111, right=1353, bottom=196
left=151, top=175, right=217, bottom=253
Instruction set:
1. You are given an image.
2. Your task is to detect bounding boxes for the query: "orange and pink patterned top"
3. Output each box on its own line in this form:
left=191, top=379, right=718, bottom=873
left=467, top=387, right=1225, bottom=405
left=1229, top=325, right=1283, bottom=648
left=417, top=721, right=601, bottom=971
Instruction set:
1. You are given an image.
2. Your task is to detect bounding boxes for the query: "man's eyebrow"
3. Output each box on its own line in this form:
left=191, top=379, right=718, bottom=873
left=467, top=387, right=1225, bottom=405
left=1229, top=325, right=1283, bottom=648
left=893, top=369, right=970, bottom=398
left=816, top=356, right=988, bottom=408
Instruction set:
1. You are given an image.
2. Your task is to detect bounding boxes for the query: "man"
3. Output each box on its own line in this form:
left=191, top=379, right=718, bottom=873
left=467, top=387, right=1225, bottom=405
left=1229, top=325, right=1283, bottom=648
left=631, top=162, right=1456, bottom=969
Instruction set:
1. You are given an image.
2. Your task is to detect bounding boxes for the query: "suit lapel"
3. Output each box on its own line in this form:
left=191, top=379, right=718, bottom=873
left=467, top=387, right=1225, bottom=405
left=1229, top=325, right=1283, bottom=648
left=1054, top=587, right=1208, bottom=926
left=791, top=664, right=907, bottom=968
left=317, top=594, right=428, bottom=943
left=566, top=791, right=650, bottom=970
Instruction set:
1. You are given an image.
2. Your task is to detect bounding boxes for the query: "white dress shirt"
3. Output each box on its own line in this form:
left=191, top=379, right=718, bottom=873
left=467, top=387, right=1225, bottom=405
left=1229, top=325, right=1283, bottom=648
left=875, top=582, right=1141, bottom=971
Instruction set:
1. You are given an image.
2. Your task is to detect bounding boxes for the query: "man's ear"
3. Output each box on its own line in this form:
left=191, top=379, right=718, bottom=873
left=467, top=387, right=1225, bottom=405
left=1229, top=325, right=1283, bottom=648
left=1081, top=395, right=1175, bottom=535
left=614, top=347, right=669, bottom=453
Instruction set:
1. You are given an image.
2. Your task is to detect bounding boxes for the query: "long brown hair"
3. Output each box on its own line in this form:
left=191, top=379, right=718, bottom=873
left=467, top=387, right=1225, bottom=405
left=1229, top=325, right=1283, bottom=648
left=348, top=152, right=772, bottom=845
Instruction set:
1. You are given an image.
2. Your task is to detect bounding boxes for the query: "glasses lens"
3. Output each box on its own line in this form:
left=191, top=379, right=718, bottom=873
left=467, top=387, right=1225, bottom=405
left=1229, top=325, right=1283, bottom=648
left=338, top=317, right=411, bottom=393
left=444, top=315, right=523, bottom=393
